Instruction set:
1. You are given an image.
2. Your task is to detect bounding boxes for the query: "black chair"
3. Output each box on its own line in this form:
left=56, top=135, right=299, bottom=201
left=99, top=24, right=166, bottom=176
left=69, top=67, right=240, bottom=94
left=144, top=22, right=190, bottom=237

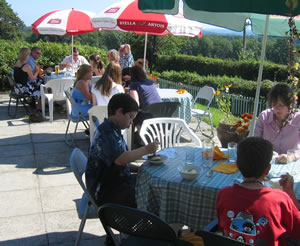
left=143, top=101, right=181, bottom=118
left=7, top=74, right=29, bottom=118
left=98, top=203, right=192, bottom=246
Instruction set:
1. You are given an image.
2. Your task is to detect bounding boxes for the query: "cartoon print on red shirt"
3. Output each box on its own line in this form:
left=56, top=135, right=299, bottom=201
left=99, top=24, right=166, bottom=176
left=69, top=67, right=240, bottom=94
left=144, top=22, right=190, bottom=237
left=226, top=211, right=268, bottom=245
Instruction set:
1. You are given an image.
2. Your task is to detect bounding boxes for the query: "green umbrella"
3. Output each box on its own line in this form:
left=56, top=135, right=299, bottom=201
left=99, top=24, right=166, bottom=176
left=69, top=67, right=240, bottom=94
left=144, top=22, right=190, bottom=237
left=138, top=0, right=300, bottom=17
left=138, top=0, right=300, bottom=136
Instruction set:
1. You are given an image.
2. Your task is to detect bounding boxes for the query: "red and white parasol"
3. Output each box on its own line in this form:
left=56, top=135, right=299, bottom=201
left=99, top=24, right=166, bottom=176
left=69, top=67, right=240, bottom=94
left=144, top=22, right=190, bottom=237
left=32, top=9, right=98, bottom=70
left=32, top=8, right=97, bottom=35
left=92, top=0, right=202, bottom=68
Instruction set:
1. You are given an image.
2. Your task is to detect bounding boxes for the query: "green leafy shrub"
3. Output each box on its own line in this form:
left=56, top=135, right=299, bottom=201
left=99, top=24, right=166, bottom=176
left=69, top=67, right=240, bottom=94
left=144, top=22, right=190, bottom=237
left=155, top=54, right=291, bottom=82
left=159, top=70, right=275, bottom=98
left=0, top=39, right=107, bottom=91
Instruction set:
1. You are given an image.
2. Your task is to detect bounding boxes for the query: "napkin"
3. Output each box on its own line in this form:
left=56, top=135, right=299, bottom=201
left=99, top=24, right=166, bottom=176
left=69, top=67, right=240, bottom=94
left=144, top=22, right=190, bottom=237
left=176, top=89, right=187, bottom=94
left=213, top=146, right=229, bottom=160
left=212, top=162, right=238, bottom=174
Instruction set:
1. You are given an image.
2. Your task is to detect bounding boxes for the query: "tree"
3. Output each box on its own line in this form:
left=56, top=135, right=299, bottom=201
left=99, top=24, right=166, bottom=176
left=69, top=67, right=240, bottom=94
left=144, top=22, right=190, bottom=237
left=0, top=0, right=25, bottom=40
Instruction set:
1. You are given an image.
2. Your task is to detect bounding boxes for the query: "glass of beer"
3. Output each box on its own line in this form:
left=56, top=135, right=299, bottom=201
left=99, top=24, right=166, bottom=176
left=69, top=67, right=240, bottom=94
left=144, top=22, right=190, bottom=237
left=55, top=65, right=59, bottom=75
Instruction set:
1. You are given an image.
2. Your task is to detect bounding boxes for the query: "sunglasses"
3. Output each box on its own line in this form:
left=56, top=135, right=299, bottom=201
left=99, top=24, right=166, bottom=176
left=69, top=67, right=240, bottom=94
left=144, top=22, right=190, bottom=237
left=34, top=51, right=41, bottom=55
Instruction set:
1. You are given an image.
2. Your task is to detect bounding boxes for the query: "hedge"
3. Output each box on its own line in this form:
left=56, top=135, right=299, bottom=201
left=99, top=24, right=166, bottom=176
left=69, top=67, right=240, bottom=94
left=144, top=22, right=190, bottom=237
left=0, top=39, right=108, bottom=91
left=155, top=54, right=290, bottom=82
left=159, top=70, right=276, bottom=98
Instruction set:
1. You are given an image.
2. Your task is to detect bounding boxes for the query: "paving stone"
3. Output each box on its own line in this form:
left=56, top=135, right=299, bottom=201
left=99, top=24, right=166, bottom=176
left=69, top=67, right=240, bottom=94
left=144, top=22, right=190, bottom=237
left=34, top=142, right=73, bottom=155
left=0, top=213, right=47, bottom=246
left=0, top=144, right=33, bottom=158
left=38, top=170, right=78, bottom=188
left=0, top=154, right=36, bottom=172
left=40, top=185, right=83, bottom=213
left=44, top=210, right=105, bottom=244
left=0, top=170, right=38, bottom=192
left=49, top=237, right=105, bottom=246
left=0, top=189, right=42, bottom=218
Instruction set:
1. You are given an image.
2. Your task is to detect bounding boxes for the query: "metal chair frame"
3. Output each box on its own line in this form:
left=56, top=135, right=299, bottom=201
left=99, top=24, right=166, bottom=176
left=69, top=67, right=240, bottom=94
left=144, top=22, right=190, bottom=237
left=7, top=74, right=30, bottom=118
left=64, top=90, right=89, bottom=146
left=70, top=148, right=99, bottom=246
left=191, top=86, right=215, bottom=138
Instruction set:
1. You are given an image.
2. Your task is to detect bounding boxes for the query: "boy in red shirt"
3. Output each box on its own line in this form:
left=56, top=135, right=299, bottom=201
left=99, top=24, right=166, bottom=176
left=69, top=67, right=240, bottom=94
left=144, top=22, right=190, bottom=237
left=216, top=137, right=300, bottom=246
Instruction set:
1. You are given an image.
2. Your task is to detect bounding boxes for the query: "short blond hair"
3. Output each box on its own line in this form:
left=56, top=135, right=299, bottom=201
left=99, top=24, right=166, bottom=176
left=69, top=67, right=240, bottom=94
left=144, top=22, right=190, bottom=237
left=18, top=48, right=31, bottom=63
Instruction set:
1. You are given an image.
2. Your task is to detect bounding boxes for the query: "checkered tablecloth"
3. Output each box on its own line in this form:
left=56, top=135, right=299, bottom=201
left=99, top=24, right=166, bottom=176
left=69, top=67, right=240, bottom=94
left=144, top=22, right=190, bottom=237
left=158, top=89, right=193, bottom=123
left=136, top=147, right=300, bottom=230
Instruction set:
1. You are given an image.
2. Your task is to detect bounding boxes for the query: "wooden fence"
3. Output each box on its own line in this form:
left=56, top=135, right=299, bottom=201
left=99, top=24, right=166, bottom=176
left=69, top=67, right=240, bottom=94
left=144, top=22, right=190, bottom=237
left=157, top=78, right=267, bottom=117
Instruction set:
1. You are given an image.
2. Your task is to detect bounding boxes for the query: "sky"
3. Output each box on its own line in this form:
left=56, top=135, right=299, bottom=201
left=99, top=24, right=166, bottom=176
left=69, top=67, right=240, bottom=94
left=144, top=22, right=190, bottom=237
left=6, top=0, right=239, bottom=34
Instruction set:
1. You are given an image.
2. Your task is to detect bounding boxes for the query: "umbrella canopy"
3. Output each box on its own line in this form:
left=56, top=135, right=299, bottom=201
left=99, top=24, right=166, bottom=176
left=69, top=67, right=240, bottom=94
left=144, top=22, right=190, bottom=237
left=32, top=8, right=97, bottom=35
left=91, top=0, right=202, bottom=68
left=32, top=9, right=98, bottom=72
left=138, top=0, right=300, bottom=135
left=138, top=0, right=300, bottom=17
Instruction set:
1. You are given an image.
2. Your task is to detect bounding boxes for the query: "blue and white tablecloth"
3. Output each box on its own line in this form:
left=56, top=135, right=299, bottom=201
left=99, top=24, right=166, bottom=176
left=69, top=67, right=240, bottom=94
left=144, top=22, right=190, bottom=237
left=44, top=72, right=75, bottom=83
left=136, top=147, right=300, bottom=230
left=158, top=89, right=193, bottom=123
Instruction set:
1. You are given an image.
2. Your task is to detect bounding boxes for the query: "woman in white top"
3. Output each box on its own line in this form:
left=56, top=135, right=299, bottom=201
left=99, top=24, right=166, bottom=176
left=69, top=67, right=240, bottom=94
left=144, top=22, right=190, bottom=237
left=91, top=62, right=124, bottom=106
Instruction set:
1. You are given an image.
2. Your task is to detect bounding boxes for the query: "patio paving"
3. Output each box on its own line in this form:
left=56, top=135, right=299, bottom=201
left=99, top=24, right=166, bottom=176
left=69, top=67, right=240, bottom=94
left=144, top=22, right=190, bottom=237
left=0, top=93, right=220, bottom=246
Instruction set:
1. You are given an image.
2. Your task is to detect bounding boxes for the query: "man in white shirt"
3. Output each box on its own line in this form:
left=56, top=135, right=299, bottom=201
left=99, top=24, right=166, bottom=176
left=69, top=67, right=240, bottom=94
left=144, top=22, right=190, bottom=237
left=59, top=47, right=89, bottom=70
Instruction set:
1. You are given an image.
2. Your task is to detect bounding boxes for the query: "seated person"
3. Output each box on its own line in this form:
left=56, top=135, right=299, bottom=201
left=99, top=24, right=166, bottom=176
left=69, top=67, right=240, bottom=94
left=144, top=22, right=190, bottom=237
left=91, top=62, right=124, bottom=106
left=89, top=54, right=105, bottom=76
left=71, top=64, right=93, bottom=117
left=85, top=93, right=158, bottom=208
left=217, top=137, right=300, bottom=246
left=119, top=44, right=134, bottom=69
left=254, top=83, right=300, bottom=163
left=14, top=47, right=44, bottom=110
left=129, top=65, right=161, bottom=110
left=106, top=49, right=120, bottom=64
left=59, top=47, right=89, bottom=70
left=122, top=58, right=149, bottom=86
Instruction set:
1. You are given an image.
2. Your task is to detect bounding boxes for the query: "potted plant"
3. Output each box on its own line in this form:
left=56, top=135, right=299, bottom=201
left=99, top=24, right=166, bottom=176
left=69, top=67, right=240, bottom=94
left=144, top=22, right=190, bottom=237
left=214, top=84, right=241, bottom=147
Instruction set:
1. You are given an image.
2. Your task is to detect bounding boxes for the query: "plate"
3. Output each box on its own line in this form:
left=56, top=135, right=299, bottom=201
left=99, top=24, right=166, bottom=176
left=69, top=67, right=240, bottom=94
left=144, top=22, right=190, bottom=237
left=148, top=154, right=167, bottom=165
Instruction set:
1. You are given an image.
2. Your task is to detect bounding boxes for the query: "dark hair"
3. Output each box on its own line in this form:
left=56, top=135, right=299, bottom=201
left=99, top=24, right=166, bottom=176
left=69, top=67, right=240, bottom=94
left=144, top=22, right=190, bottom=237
left=267, top=83, right=292, bottom=108
left=237, top=137, right=273, bottom=178
left=130, top=65, right=147, bottom=81
left=108, top=93, right=139, bottom=116
left=89, top=54, right=104, bottom=71
left=73, top=47, right=79, bottom=53
left=31, top=46, right=41, bottom=52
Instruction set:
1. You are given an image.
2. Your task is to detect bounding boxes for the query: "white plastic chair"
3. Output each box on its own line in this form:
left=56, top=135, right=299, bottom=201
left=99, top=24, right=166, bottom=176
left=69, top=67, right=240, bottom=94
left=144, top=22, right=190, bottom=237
left=90, top=76, right=102, bottom=85
left=88, top=106, right=132, bottom=150
left=70, top=148, right=99, bottom=246
left=139, top=117, right=202, bottom=151
left=40, top=79, right=74, bottom=122
left=191, top=86, right=215, bottom=138
left=64, top=90, right=89, bottom=146
left=88, top=105, right=107, bottom=144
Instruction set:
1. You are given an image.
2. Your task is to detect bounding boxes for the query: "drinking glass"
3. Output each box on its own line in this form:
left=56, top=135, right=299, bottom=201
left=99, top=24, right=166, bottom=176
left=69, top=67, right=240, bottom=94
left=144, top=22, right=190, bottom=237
left=203, top=139, right=214, bottom=168
left=185, top=148, right=195, bottom=165
left=228, top=142, right=237, bottom=163
left=55, top=65, right=59, bottom=75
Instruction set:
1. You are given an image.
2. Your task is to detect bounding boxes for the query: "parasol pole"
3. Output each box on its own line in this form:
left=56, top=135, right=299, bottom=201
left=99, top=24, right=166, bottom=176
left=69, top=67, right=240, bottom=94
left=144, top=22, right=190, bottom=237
left=71, top=35, right=74, bottom=75
left=143, top=32, right=148, bottom=70
left=249, top=15, right=270, bottom=136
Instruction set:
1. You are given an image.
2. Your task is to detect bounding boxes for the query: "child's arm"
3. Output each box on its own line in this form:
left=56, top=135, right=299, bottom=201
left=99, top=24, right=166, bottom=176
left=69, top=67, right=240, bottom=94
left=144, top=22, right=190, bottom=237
left=115, top=142, right=158, bottom=166
left=280, top=173, right=300, bottom=210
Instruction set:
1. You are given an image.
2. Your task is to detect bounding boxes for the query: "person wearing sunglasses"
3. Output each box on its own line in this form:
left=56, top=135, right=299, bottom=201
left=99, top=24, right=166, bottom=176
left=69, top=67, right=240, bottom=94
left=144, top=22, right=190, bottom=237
left=59, top=47, right=89, bottom=70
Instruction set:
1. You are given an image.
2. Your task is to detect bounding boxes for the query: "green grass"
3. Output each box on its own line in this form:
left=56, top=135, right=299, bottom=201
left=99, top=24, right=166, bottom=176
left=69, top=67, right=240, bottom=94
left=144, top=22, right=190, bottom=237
left=195, top=104, right=238, bottom=127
